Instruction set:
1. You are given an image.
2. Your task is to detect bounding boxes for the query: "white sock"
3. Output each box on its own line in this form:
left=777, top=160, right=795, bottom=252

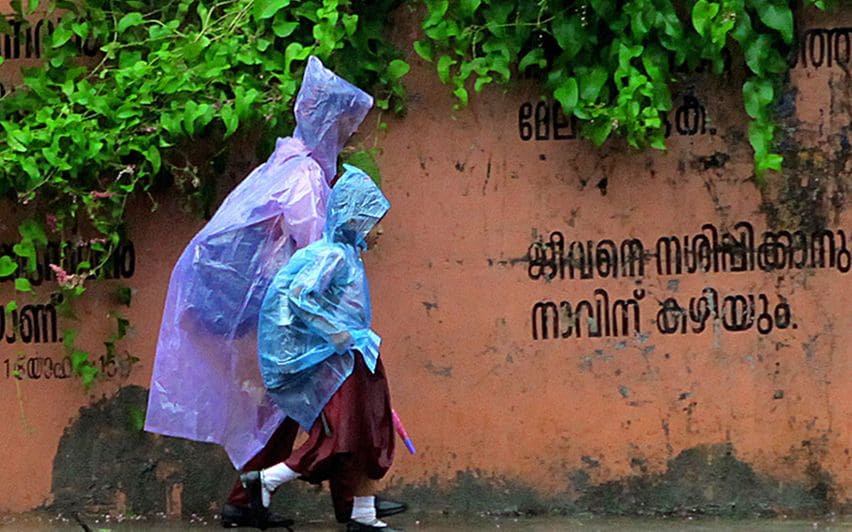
left=351, top=496, right=387, bottom=527
left=259, top=463, right=299, bottom=507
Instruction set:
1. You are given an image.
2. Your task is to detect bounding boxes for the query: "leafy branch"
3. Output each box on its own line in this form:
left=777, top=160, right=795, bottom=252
left=0, top=0, right=408, bottom=388
left=415, top=0, right=830, bottom=181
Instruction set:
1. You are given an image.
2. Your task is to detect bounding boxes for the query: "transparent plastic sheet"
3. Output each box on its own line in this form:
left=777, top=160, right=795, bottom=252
left=145, top=57, right=373, bottom=468
left=258, top=165, right=390, bottom=430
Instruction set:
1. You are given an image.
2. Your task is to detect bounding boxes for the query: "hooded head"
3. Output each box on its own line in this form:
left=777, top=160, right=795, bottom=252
left=324, top=165, right=390, bottom=248
left=294, top=56, right=374, bottom=183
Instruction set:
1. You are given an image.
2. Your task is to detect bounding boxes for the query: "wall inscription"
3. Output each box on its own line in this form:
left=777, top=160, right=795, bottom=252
left=527, top=221, right=849, bottom=340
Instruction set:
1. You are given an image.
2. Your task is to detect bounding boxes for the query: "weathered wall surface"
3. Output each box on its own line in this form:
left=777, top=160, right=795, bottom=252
left=0, top=3, right=850, bottom=519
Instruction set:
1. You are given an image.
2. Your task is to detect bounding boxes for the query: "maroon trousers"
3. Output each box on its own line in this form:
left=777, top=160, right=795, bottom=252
left=226, top=417, right=299, bottom=508
left=227, top=353, right=395, bottom=523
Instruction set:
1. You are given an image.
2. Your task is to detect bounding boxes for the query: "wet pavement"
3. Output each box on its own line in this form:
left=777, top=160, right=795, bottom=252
left=2, top=512, right=851, bottom=531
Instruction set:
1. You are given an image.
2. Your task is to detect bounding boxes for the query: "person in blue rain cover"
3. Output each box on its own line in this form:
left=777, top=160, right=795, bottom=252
left=241, top=165, right=400, bottom=531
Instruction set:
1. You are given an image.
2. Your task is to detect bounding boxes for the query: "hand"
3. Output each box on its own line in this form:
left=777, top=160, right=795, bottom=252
left=330, top=331, right=353, bottom=352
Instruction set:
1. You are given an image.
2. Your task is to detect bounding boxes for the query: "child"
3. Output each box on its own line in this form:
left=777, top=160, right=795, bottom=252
left=244, top=166, right=399, bottom=531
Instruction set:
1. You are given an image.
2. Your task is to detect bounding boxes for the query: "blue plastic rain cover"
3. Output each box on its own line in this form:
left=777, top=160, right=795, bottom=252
left=145, top=57, right=373, bottom=468
left=258, top=165, right=390, bottom=430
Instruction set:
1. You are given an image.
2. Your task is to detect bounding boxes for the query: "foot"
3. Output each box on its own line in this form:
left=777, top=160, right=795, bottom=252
left=220, top=504, right=293, bottom=529
left=375, top=497, right=408, bottom=518
left=346, top=519, right=403, bottom=532
left=239, top=471, right=272, bottom=529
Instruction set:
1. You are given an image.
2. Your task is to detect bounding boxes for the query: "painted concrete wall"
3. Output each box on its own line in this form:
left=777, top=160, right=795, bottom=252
left=0, top=3, right=849, bottom=518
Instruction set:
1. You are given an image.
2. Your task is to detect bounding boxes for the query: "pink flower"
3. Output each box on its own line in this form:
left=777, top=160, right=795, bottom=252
left=49, top=264, right=70, bottom=284
left=49, top=264, right=86, bottom=289
left=45, top=213, right=57, bottom=233
left=91, top=191, right=116, bottom=199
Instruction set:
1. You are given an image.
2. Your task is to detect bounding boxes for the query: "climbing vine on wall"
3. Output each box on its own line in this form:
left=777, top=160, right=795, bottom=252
left=415, top=0, right=829, bottom=178
left=0, top=0, right=408, bottom=388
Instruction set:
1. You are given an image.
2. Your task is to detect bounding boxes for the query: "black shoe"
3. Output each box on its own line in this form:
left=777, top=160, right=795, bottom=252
left=220, top=504, right=293, bottom=529
left=238, top=471, right=277, bottom=530
left=239, top=471, right=264, bottom=517
left=375, top=497, right=408, bottom=518
left=346, top=520, right=403, bottom=532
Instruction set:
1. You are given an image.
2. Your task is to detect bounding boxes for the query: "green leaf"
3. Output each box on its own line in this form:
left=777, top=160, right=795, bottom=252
left=284, top=42, right=313, bottom=72
left=160, top=112, right=183, bottom=136
left=743, top=78, right=774, bottom=119
left=641, top=44, right=668, bottom=82
left=423, top=0, right=449, bottom=27
left=15, top=278, right=32, bottom=292
left=343, top=150, right=382, bottom=187
left=63, top=328, right=78, bottom=352
left=590, top=0, right=615, bottom=19
left=272, top=17, right=299, bottom=38
left=554, top=77, right=579, bottom=114
left=116, top=285, right=133, bottom=307
left=71, top=21, right=90, bottom=39
left=744, top=34, right=771, bottom=75
left=0, top=256, right=18, bottom=277
left=584, top=119, right=614, bottom=145
left=51, top=25, right=74, bottom=48
left=253, top=0, right=292, bottom=20
left=13, top=241, right=36, bottom=269
left=474, top=75, right=492, bottom=93
left=19, top=220, right=47, bottom=246
left=79, top=363, right=99, bottom=389
left=116, top=314, right=130, bottom=339
left=763, top=153, right=783, bottom=171
left=453, top=86, right=469, bottom=106
left=117, top=12, right=144, bottom=33
left=518, top=48, right=545, bottom=72
left=756, top=2, right=793, bottom=44
left=145, top=146, right=161, bottom=174
left=459, top=0, right=481, bottom=18
left=342, top=14, right=358, bottom=36
left=437, top=55, right=455, bottom=83
left=579, top=67, right=608, bottom=101
left=5, top=300, right=17, bottom=313
left=220, top=104, right=239, bottom=138
left=235, top=87, right=260, bottom=119
left=128, top=406, right=146, bottom=432
left=70, top=349, right=89, bottom=370
left=709, top=11, right=736, bottom=46
left=748, top=120, right=773, bottom=158
left=692, top=0, right=720, bottom=38
left=413, top=40, right=434, bottom=62
left=387, top=60, right=410, bottom=81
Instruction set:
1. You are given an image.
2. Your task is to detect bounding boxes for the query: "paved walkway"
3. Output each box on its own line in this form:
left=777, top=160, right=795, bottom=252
left=2, top=512, right=851, bottom=531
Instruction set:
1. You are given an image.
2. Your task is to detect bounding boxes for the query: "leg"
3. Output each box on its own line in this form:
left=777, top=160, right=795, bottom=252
left=355, top=478, right=380, bottom=497
left=226, top=417, right=299, bottom=507
left=347, top=474, right=404, bottom=531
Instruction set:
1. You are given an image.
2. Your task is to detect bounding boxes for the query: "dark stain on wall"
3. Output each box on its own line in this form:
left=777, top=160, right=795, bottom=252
left=50, top=388, right=844, bottom=520
left=50, top=386, right=235, bottom=517
left=384, top=444, right=842, bottom=519
left=761, top=79, right=850, bottom=233
left=574, top=443, right=834, bottom=517
left=50, top=386, right=340, bottom=520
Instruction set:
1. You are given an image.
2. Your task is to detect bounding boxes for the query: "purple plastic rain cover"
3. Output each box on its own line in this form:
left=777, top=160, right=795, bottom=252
left=144, top=56, right=374, bottom=468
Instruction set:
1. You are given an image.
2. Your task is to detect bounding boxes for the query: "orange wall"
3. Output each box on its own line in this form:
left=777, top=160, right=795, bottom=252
left=0, top=3, right=850, bottom=515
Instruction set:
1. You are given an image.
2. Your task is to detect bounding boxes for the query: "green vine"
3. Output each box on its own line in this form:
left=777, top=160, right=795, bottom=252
left=0, top=0, right=407, bottom=388
left=415, top=0, right=829, bottom=179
